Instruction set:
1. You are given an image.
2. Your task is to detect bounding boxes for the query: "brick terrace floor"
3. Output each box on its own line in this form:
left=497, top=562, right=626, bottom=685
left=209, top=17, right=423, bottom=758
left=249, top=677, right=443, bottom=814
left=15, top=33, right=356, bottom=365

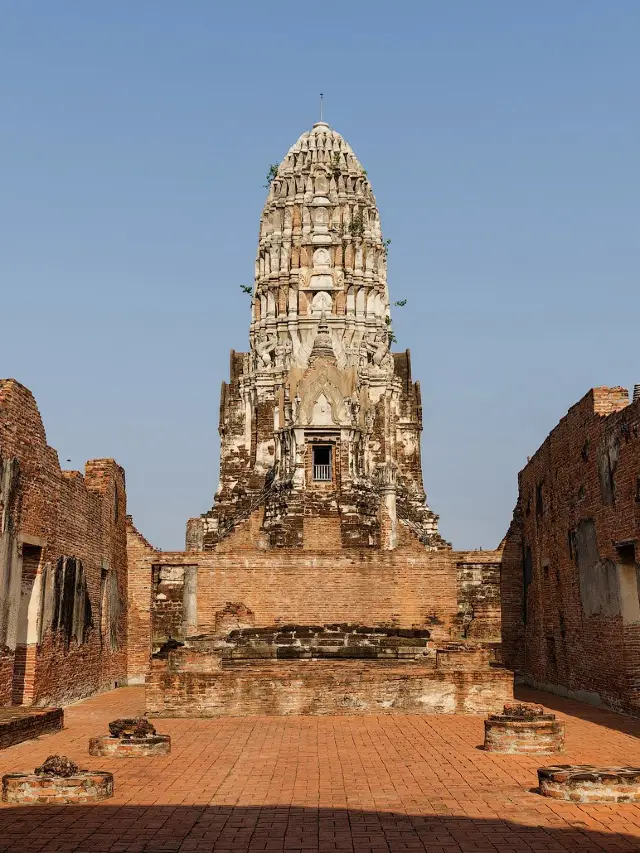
left=0, top=686, right=639, bottom=852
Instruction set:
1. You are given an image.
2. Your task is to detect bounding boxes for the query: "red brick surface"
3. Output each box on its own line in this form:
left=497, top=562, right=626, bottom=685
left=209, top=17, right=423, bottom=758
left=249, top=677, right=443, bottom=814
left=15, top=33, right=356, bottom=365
left=147, top=657, right=513, bottom=717
left=1, top=686, right=640, bottom=850
left=0, top=707, right=63, bottom=750
left=127, top=520, right=504, bottom=684
left=125, top=519, right=156, bottom=683
left=2, top=769, right=113, bottom=804
left=0, top=379, right=127, bottom=707
left=502, top=387, right=640, bottom=714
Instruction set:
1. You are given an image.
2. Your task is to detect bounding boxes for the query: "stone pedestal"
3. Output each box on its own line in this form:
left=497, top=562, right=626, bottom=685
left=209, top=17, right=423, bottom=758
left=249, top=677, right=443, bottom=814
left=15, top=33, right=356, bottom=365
left=88, top=734, right=171, bottom=757
left=484, top=702, right=564, bottom=754
left=538, top=765, right=640, bottom=803
left=2, top=770, right=113, bottom=804
left=88, top=717, right=171, bottom=757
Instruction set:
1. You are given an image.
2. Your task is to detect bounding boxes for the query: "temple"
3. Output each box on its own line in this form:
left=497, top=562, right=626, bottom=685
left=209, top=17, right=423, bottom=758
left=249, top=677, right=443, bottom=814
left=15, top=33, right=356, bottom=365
left=126, top=121, right=507, bottom=717
left=2, top=119, right=639, bottom=727
left=186, top=121, right=446, bottom=553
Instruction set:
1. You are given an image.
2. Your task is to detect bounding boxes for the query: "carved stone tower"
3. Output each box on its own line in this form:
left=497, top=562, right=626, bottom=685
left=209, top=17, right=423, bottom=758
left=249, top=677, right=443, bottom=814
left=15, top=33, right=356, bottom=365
left=187, top=121, right=448, bottom=551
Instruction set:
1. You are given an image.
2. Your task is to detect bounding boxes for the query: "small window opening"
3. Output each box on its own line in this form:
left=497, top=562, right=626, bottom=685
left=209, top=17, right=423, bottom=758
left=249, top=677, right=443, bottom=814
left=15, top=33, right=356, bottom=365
left=312, top=446, right=332, bottom=481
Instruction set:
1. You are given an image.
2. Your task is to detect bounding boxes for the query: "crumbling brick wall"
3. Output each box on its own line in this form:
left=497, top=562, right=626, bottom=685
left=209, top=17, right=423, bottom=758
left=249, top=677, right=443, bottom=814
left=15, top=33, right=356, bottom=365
left=456, top=553, right=502, bottom=641
left=128, top=507, right=499, bottom=683
left=125, top=519, right=156, bottom=684
left=0, top=379, right=128, bottom=706
left=501, top=387, right=640, bottom=714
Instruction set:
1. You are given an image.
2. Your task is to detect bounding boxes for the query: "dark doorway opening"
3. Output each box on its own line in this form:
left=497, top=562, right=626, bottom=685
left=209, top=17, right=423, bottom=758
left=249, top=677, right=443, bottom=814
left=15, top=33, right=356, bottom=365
left=312, top=445, right=332, bottom=481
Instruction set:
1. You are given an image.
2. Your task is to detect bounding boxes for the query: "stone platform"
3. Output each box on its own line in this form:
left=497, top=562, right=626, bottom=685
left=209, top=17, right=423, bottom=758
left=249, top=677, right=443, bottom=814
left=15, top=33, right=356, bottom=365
left=88, top=733, right=171, bottom=757
left=538, top=765, right=640, bottom=803
left=0, top=707, right=63, bottom=750
left=2, top=769, right=113, bottom=804
left=484, top=702, right=564, bottom=754
left=147, top=652, right=513, bottom=717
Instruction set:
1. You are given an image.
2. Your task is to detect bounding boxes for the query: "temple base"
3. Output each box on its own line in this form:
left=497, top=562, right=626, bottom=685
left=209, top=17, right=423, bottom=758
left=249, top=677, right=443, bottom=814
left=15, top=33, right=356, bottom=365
left=147, top=654, right=513, bottom=717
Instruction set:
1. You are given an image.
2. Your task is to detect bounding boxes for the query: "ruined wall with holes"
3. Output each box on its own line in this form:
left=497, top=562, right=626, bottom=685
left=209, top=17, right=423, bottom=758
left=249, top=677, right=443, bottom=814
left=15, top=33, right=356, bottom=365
left=127, top=512, right=502, bottom=683
left=0, top=379, right=127, bottom=706
left=501, top=386, right=640, bottom=714
left=456, top=556, right=502, bottom=641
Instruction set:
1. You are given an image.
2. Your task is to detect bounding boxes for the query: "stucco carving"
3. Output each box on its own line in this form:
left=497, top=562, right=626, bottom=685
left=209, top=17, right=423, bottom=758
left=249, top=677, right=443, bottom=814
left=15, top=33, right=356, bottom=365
left=199, top=120, right=447, bottom=551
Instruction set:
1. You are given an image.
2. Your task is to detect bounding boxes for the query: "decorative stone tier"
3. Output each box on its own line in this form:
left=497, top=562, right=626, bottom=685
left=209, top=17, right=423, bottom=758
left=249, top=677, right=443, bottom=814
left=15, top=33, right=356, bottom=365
left=147, top=653, right=513, bottom=717
left=435, top=644, right=492, bottom=671
left=538, top=765, right=640, bottom=803
left=0, top=707, right=63, bottom=751
left=2, top=770, right=113, bottom=804
left=183, top=624, right=433, bottom=662
left=88, top=734, right=171, bottom=757
left=484, top=703, right=564, bottom=754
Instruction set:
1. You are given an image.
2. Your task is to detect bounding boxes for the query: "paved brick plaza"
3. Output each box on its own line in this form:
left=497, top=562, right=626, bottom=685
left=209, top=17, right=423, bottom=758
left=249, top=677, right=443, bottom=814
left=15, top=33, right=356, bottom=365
left=1, top=687, right=639, bottom=852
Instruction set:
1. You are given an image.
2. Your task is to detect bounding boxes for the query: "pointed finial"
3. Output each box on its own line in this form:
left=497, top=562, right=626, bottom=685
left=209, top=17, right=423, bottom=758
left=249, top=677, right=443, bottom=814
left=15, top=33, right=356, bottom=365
left=320, top=92, right=324, bottom=122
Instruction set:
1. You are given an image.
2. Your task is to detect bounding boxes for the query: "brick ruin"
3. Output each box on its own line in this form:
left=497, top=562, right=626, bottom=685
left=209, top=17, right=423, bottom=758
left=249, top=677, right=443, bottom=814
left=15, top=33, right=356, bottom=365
left=537, top=765, right=640, bottom=803
left=2, top=755, right=114, bottom=804
left=483, top=702, right=564, bottom=754
left=127, top=121, right=507, bottom=715
left=501, top=386, right=640, bottom=715
left=88, top=717, right=171, bottom=757
left=3, top=119, right=639, bottom=723
left=0, top=379, right=127, bottom=709
left=187, top=121, right=446, bottom=554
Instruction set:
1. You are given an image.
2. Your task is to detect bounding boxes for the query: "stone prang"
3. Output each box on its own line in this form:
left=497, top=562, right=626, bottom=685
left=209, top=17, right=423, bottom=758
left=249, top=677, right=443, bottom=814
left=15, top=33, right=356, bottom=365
left=188, top=121, right=448, bottom=552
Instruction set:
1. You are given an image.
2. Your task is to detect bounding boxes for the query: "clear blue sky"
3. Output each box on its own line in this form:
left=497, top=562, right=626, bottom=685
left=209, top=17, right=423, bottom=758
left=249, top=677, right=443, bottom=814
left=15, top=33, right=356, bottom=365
left=2, top=1, right=638, bottom=551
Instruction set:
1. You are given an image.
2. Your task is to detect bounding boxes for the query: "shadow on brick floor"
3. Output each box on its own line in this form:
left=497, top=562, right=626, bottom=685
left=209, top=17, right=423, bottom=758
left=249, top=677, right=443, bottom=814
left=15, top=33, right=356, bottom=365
left=517, top=686, right=640, bottom=739
left=0, top=804, right=638, bottom=853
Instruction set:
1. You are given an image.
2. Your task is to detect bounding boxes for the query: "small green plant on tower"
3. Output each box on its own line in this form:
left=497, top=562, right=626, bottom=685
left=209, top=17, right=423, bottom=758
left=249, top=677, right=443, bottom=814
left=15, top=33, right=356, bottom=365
left=264, top=164, right=278, bottom=189
left=349, top=211, right=365, bottom=237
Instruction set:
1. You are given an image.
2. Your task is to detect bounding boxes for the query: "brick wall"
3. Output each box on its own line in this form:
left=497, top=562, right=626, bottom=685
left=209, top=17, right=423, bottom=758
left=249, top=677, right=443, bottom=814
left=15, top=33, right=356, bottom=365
left=125, top=519, right=156, bottom=683
left=456, top=554, right=502, bottom=640
left=147, top=657, right=513, bottom=717
left=0, top=707, right=64, bottom=749
left=127, top=510, right=501, bottom=681
left=0, top=379, right=128, bottom=707
left=0, top=652, right=13, bottom=706
left=501, top=387, right=640, bottom=714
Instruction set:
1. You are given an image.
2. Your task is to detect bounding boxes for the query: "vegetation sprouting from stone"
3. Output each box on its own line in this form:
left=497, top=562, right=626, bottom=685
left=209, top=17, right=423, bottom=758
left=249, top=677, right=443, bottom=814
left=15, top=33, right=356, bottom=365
left=332, top=152, right=340, bottom=180
left=349, top=211, right=365, bottom=237
left=264, top=164, right=279, bottom=189
left=385, top=315, right=397, bottom=345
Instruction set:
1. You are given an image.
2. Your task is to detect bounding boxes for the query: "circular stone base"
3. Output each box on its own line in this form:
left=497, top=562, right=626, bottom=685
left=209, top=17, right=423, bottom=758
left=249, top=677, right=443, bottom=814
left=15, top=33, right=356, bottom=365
left=2, top=771, right=113, bottom=804
left=538, top=765, right=640, bottom=802
left=88, top=734, right=171, bottom=757
left=484, top=716, right=564, bottom=754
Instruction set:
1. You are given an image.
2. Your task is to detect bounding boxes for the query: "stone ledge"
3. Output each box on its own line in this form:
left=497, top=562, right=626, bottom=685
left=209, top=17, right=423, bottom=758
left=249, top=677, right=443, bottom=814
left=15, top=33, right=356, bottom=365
left=538, top=765, right=640, bottom=802
left=148, top=657, right=514, bottom=717
left=0, top=707, right=64, bottom=751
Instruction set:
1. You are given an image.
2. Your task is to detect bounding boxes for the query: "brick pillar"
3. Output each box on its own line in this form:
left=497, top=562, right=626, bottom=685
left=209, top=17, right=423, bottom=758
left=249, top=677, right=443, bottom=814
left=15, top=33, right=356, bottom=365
left=377, top=461, right=398, bottom=551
